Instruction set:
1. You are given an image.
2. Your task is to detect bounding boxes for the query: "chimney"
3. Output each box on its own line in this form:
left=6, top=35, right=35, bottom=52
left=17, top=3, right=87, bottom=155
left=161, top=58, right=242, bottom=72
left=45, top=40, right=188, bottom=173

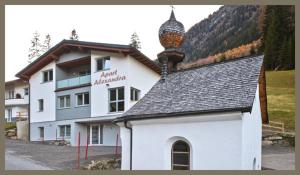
left=157, top=8, right=185, bottom=81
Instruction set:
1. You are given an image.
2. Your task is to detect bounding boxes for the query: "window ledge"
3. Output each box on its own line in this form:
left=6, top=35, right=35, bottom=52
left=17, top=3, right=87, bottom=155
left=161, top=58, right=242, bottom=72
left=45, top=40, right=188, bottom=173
left=75, top=104, right=90, bottom=108
left=57, top=107, right=71, bottom=110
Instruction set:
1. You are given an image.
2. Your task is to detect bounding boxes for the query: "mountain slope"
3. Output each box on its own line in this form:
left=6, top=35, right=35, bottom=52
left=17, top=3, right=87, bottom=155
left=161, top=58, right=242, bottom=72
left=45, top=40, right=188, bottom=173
left=180, top=5, right=261, bottom=63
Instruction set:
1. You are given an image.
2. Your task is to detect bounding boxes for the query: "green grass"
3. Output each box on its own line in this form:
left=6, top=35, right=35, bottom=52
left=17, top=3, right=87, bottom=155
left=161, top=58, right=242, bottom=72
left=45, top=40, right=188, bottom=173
left=266, top=70, right=295, bottom=131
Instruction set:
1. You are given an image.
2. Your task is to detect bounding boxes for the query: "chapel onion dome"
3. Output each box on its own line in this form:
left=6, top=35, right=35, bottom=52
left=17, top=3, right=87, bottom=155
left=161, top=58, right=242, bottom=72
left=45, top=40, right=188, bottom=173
left=159, top=9, right=185, bottom=49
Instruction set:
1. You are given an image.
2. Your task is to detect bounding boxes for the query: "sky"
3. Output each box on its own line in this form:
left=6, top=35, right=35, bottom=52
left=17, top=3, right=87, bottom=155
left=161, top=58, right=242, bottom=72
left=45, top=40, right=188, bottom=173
left=5, top=5, right=222, bottom=81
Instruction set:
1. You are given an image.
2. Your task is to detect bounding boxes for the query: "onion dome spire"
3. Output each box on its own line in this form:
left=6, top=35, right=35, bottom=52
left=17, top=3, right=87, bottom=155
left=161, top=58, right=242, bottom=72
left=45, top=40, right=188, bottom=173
left=159, top=8, right=185, bottom=49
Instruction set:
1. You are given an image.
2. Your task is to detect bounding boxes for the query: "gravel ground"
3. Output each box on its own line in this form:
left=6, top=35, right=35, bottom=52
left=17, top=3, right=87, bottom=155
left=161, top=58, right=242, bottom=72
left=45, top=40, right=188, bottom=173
left=262, top=144, right=295, bottom=170
left=5, top=139, right=121, bottom=170
left=6, top=138, right=294, bottom=170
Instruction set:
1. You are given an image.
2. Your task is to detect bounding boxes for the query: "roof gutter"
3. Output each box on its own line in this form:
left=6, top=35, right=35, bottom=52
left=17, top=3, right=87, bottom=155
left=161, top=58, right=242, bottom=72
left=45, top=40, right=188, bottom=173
left=115, top=106, right=252, bottom=123
left=124, top=121, right=132, bottom=170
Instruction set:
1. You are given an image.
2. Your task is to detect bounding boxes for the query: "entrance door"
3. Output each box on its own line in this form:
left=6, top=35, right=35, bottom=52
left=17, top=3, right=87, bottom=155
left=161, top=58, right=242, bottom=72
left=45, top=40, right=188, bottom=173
left=91, top=125, right=99, bottom=144
left=39, top=127, right=44, bottom=140
left=90, top=124, right=104, bottom=145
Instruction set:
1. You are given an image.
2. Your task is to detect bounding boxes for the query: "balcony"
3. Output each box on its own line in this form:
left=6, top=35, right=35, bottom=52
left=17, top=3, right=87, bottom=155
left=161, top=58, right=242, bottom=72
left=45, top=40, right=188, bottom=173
left=57, top=75, right=91, bottom=89
left=5, top=97, right=29, bottom=106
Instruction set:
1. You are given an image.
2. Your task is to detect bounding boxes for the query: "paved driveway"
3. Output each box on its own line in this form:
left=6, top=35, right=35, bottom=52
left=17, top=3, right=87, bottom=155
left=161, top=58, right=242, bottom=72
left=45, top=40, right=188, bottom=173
left=5, top=139, right=121, bottom=170
left=262, top=144, right=295, bottom=170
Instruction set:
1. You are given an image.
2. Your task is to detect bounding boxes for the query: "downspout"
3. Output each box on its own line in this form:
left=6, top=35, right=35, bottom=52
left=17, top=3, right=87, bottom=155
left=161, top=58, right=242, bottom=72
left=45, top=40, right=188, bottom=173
left=28, top=82, right=31, bottom=141
left=124, top=121, right=132, bottom=170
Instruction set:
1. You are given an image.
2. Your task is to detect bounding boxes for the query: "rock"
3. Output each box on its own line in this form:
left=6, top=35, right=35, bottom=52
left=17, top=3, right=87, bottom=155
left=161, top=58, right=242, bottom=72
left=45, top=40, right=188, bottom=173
left=10, top=136, right=17, bottom=140
left=265, top=136, right=282, bottom=141
left=7, top=132, right=16, bottom=137
left=262, top=140, right=273, bottom=146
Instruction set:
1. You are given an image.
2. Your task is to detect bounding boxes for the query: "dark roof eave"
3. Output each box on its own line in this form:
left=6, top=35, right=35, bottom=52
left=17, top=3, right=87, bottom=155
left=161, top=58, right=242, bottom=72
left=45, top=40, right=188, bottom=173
left=113, top=106, right=252, bottom=123
left=16, top=40, right=160, bottom=80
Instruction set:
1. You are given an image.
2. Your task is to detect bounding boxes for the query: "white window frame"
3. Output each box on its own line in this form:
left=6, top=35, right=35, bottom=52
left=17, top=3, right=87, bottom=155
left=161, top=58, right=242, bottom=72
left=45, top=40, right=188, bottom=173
left=8, top=90, right=14, bottom=99
left=38, top=99, right=44, bottom=112
left=108, top=87, right=125, bottom=113
left=75, top=92, right=89, bottom=107
left=7, top=108, right=12, bottom=122
left=89, top=124, right=104, bottom=145
left=130, top=87, right=141, bottom=101
left=59, top=125, right=71, bottom=138
left=96, top=56, right=111, bottom=72
left=42, top=69, right=53, bottom=83
left=24, top=88, right=29, bottom=95
left=58, top=95, right=71, bottom=109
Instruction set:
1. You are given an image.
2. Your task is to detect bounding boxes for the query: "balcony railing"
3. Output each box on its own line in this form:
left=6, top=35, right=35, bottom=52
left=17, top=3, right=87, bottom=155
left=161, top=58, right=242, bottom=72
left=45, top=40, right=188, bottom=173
left=57, top=75, right=91, bottom=89
left=5, top=97, right=29, bottom=106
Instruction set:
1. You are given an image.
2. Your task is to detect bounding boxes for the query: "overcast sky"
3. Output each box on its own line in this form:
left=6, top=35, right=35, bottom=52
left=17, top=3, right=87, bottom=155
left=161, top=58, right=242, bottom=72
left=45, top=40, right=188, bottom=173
left=5, top=5, right=222, bottom=81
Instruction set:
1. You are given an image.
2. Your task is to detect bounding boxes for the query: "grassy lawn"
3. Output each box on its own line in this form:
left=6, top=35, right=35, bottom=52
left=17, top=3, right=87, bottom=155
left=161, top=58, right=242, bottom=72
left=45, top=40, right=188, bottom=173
left=266, top=70, right=295, bottom=131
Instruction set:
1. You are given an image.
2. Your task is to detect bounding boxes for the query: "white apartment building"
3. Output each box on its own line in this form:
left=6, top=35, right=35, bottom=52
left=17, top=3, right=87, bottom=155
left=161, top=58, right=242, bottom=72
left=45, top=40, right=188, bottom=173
left=16, top=40, right=160, bottom=146
left=5, top=79, right=29, bottom=122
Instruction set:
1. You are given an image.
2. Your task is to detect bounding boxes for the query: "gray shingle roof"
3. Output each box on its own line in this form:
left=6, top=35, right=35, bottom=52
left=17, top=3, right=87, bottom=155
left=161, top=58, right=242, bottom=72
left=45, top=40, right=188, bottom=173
left=115, top=55, right=264, bottom=122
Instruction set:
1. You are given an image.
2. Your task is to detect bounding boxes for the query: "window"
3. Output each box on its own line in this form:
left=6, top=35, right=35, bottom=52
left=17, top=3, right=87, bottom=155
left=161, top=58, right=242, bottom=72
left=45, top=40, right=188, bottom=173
left=79, top=70, right=91, bottom=76
left=39, top=127, right=44, bottom=139
left=172, top=140, right=190, bottom=170
left=59, top=125, right=71, bottom=138
left=91, top=125, right=103, bottom=145
left=109, top=87, right=124, bottom=112
left=43, top=69, right=53, bottom=82
left=130, top=87, right=141, bottom=101
left=58, top=95, right=70, bottom=109
left=38, top=99, right=44, bottom=111
left=253, top=158, right=256, bottom=170
left=24, top=88, right=29, bottom=95
left=96, top=56, right=111, bottom=71
left=8, top=90, right=14, bottom=99
left=7, top=109, right=12, bottom=122
left=76, top=92, right=89, bottom=106
left=16, top=93, right=21, bottom=99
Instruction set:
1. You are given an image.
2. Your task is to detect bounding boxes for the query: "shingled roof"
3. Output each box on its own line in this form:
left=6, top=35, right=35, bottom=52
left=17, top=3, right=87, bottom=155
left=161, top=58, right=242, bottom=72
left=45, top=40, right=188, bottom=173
left=115, top=55, right=265, bottom=122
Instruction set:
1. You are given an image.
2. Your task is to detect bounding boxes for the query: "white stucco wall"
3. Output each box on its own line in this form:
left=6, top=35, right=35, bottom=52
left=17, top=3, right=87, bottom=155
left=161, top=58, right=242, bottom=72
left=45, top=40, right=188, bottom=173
left=91, top=50, right=129, bottom=117
left=127, top=56, right=160, bottom=109
left=241, top=85, right=262, bottom=170
left=90, top=50, right=160, bottom=117
left=119, top=112, right=246, bottom=170
left=29, top=62, right=56, bottom=123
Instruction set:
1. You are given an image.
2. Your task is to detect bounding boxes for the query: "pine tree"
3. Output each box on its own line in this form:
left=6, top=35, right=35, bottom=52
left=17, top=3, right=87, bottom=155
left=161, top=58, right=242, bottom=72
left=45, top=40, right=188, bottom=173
left=129, top=32, right=141, bottom=50
left=42, top=34, right=51, bottom=52
left=28, top=31, right=43, bottom=63
left=278, top=38, right=289, bottom=69
left=70, top=29, right=79, bottom=40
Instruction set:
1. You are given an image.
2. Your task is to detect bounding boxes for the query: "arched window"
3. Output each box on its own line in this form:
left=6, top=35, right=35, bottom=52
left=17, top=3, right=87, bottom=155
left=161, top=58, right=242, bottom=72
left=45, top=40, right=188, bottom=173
left=171, top=140, right=190, bottom=170
left=16, top=93, right=21, bottom=99
left=252, top=158, right=256, bottom=170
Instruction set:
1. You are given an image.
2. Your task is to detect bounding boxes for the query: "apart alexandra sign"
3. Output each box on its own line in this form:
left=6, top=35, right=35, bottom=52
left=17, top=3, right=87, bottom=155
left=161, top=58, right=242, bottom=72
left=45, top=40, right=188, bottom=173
left=93, top=69, right=126, bottom=85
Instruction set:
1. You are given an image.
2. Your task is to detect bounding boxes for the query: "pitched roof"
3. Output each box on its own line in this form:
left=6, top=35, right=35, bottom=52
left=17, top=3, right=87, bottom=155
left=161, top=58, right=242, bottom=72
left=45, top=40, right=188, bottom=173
left=5, top=78, right=28, bottom=86
left=16, top=40, right=160, bottom=80
left=115, top=55, right=264, bottom=122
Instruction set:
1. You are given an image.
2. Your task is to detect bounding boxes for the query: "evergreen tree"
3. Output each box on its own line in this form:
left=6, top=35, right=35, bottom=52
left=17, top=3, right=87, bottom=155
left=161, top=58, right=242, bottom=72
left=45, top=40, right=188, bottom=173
left=70, top=29, right=79, bottom=40
left=42, top=34, right=51, bottom=52
left=28, top=31, right=43, bottom=63
left=129, top=32, right=141, bottom=50
left=262, top=5, right=295, bottom=70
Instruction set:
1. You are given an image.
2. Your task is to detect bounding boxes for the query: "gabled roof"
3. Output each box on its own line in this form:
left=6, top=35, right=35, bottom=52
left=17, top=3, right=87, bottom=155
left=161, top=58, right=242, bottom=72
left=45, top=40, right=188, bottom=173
left=115, top=55, right=266, bottom=122
left=5, top=78, right=28, bottom=86
left=16, top=40, right=161, bottom=80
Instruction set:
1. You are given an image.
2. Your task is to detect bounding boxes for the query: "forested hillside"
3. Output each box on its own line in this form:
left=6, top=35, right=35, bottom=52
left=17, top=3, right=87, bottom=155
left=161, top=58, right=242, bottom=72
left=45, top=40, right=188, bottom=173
left=177, top=5, right=295, bottom=71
